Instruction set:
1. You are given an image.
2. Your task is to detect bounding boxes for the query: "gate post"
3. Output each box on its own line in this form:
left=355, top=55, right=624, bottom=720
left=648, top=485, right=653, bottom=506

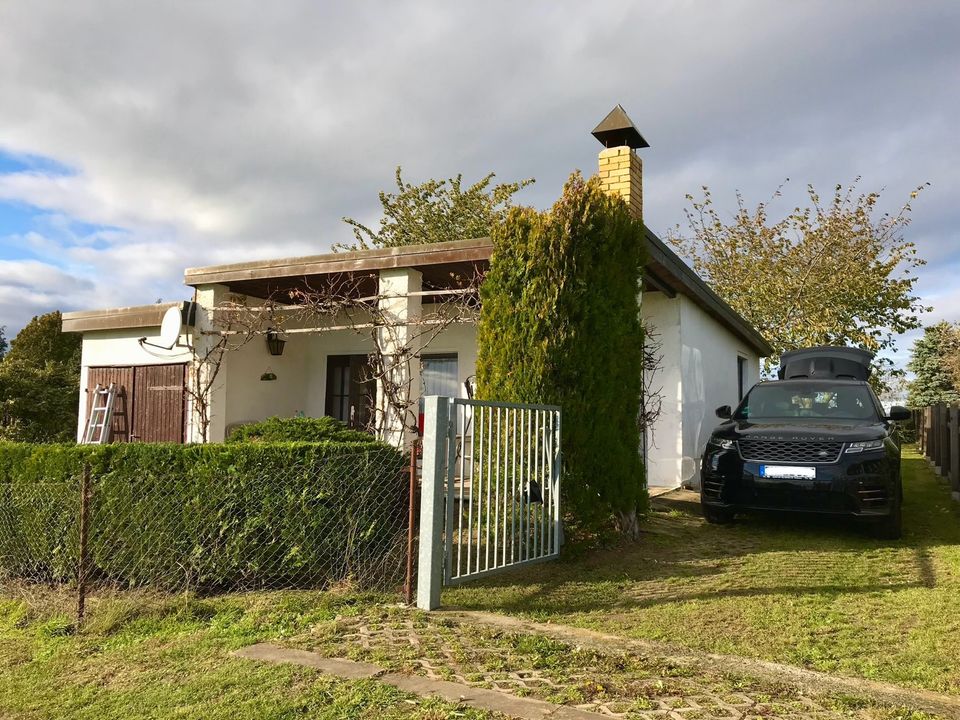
left=417, top=396, right=449, bottom=611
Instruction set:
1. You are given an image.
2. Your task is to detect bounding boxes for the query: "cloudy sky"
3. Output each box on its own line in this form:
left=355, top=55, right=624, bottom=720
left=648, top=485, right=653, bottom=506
left=0, top=1, right=957, bottom=367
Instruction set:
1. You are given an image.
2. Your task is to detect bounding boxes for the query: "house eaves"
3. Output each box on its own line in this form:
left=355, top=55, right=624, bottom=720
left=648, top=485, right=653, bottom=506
left=62, top=302, right=186, bottom=334
left=69, top=234, right=771, bottom=356
left=183, top=237, right=492, bottom=286
left=643, top=229, right=773, bottom=356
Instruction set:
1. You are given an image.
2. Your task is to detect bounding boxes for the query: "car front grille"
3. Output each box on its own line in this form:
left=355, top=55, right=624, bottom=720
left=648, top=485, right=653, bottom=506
left=737, top=439, right=844, bottom=464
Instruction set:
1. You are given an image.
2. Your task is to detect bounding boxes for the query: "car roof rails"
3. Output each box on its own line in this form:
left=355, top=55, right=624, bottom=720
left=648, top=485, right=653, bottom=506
left=777, top=346, right=874, bottom=381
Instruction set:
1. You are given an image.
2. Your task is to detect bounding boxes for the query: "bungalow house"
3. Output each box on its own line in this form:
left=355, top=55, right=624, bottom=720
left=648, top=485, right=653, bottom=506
left=62, top=107, right=771, bottom=488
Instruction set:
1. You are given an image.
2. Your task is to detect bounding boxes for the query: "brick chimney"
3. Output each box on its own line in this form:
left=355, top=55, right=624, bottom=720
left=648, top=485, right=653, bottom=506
left=592, top=105, right=648, bottom=220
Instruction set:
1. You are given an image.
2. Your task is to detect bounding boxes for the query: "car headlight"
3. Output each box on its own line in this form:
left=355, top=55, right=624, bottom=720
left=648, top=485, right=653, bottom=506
left=845, top=439, right=885, bottom=453
left=708, top=437, right=736, bottom=451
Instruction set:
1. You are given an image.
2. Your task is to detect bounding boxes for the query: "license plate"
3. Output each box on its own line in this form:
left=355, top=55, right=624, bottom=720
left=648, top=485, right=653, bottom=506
left=759, top=465, right=816, bottom=480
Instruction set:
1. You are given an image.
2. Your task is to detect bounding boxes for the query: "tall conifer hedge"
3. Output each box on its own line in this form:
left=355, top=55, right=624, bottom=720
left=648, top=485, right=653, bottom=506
left=476, top=173, right=648, bottom=533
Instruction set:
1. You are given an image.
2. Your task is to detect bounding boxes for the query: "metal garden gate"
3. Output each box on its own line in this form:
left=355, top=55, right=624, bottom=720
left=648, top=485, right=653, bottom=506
left=417, top=396, right=562, bottom=610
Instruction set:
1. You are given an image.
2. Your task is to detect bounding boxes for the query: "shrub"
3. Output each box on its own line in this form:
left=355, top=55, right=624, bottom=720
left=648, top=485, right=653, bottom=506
left=0, top=439, right=406, bottom=591
left=476, top=173, right=647, bottom=534
left=226, top=415, right=373, bottom=444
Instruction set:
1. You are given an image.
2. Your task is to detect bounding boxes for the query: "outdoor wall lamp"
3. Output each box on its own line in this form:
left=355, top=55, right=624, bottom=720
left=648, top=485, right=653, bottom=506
left=265, top=329, right=286, bottom=356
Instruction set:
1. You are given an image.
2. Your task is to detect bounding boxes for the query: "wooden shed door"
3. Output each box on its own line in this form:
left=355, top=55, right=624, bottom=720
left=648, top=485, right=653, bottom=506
left=86, top=364, right=187, bottom=443
left=86, top=367, right=135, bottom=442
left=132, top=364, right=187, bottom=442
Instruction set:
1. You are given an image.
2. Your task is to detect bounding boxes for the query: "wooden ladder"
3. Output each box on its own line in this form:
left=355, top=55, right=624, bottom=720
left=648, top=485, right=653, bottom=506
left=83, top=383, right=117, bottom=444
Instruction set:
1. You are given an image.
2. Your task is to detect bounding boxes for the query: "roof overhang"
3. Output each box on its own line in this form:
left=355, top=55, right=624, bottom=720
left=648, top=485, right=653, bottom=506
left=184, top=237, right=491, bottom=299
left=643, top=229, right=773, bottom=356
left=62, top=302, right=193, bottom=334
left=68, top=233, right=771, bottom=355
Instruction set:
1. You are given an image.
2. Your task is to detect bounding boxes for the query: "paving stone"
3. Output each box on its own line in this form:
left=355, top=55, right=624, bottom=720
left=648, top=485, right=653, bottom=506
left=233, top=643, right=381, bottom=680
left=255, top=610, right=953, bottom=720
left=234, top=642, right=607, bottom=719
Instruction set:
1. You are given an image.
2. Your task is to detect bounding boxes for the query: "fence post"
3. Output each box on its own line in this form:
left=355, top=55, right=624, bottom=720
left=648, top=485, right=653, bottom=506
left=944, top=404, right=953, bottom=481
left=76, top=463, right=91, bottom=627
left=404, top=439, right=419, bottom=606
left=931, top=406, right=940, bottom=466
left=417, top=396, right=449, bottom=611
left=933, top=404, right=941, bottom=470
left=941, top=404, right=950, bottom=478
left=950, top=405, right=960, bottom=500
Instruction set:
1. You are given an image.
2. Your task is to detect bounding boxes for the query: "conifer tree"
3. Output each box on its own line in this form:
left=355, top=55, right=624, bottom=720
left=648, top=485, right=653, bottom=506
left=477, top=173, right=647, bottom=536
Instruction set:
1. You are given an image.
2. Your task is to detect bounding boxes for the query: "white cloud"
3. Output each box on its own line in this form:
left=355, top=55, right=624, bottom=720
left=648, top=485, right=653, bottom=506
left=0, top=260, right=96, bottom=331
left=0, top=0, right=956, bottom=361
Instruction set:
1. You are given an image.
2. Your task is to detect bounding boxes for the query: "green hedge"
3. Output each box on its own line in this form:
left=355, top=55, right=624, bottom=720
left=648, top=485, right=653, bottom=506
left=226, top=416, right=374, bottom=444
left=0, top=440, right=406, bottom=591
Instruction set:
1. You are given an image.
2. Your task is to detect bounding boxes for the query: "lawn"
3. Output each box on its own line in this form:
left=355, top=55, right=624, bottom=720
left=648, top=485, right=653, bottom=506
left=445, top=447, right=960, bottom=694
left=0, top=591, right=498, bottom=720
left=1, top=447, right=956, bottom=718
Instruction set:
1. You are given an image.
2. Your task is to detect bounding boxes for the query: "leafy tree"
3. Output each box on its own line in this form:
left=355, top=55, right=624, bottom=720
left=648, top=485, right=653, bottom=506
left=906, top=322, right=960, bottom=407
left=0, top=327, right=6, bottom=360
left=4, top=311, right=80, bottom=368
left=477, top=173, right=647, bottom=537
left=338, top=167, right=534, bottom=250
left=668, top=179, right=929, bottom=383
left=0, top=311, right=81, bottom=442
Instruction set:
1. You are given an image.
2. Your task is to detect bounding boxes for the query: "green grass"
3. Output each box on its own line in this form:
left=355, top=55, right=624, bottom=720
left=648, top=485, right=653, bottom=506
left=445, top=448, right=960, bottom=694
left=2, top=447, right=955, bottom=717
left=0, top=590, right=498, bottom=719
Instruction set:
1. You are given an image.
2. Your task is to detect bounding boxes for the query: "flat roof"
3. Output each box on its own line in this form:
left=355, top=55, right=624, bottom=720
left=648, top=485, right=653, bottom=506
left=62, top=302, right=186, bottom=334
left=68, top=234, right=773, bottom=356
left=183, top=237, right=491, bottom=286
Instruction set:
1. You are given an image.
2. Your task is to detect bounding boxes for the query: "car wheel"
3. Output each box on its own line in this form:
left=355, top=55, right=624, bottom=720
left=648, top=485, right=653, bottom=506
left=874, top=496, right=902, bottom=540
left=702, top=503, right=734, bottom=524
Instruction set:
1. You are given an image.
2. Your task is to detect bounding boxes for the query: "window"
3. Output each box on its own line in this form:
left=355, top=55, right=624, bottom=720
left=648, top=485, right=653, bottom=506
left=737, top=356, right=748, bottom=400
left=421, top=354, right=459, bottom=401
left=421, top=354, right=462, bottom=435
left=325, top=355, right=375, bottom=430
left=735, top=382, right=880, bottom=421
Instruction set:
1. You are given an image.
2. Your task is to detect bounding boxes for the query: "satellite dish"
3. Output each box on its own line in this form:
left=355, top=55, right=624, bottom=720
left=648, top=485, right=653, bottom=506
left=158, top=306, right=184, bottom=349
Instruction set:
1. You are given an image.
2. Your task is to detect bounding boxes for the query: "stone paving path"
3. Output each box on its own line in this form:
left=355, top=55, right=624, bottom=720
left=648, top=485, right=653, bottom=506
left=235, top=643, right=600, bottom=720
left=284, top=607, right=939, bottom=720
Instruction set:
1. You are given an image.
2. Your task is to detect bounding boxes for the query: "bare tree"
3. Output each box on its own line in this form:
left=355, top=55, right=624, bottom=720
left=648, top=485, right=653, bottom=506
left=194, top=271, right=482, bottom=447
left=289, top=271, right=482, bottom=446
left=639, top=321, right=665, bottom=444
left=188, top=293, right=283, bottom=442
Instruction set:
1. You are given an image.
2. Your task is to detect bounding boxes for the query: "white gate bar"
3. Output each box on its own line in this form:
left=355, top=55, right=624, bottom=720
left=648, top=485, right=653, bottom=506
left=443, top=399, right=457, bottom=585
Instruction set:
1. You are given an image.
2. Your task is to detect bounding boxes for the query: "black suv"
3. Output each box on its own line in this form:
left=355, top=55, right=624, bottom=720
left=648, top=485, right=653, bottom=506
left=700, top=347, right=910, bottom=538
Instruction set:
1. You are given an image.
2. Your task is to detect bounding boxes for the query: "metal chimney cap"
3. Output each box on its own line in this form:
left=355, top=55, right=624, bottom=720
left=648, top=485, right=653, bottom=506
left=592, top=104, right=649, bottom=149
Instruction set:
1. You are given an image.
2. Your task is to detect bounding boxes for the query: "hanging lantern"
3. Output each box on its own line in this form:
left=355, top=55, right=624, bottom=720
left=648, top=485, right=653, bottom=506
left=266, top=329, right=286, bottom=356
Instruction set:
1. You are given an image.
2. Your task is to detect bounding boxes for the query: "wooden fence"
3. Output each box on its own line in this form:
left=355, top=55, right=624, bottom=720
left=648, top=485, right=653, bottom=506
left=913, top=405, right=960, bottom=502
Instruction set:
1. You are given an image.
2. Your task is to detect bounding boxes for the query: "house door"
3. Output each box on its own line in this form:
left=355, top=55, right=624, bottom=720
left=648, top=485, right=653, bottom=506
left=325, top=355, right=376, bottom=431
left=86, top=364, right=187, bottom=443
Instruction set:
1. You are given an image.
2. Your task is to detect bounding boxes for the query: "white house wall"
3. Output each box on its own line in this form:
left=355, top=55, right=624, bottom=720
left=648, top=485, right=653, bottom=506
left=678, top=294, right=760, bottom=488
left=220, top=304, right=478, bottom=437
left=640, top=292, right=683, bottom=488
left=75, top=327, right=193, bottom=441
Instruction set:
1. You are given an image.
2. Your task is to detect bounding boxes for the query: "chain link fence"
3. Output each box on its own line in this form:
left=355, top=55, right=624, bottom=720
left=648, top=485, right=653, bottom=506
left=0, top=442, right=415, bottom=621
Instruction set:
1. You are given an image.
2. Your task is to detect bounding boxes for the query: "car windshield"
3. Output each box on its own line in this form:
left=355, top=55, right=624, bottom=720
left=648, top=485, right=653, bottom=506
left=735, top=382, right=879, bottom=421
